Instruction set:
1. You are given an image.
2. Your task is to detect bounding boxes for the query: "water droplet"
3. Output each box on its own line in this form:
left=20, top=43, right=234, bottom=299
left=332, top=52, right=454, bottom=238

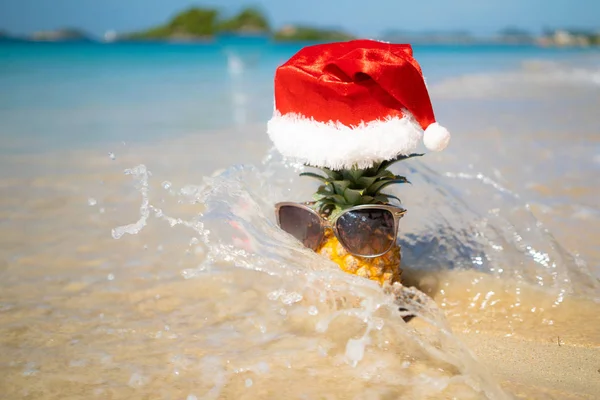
left=245, top=378, right=253, bottom=387
left=162, top=181, right=172, bottom=190
left=187, top=395, right=198, bottom=400
left=88, top=198, right=97, bottom=206
left=308, top=306, right=318, bottom=316
left=107, top=273, right=115, bottom=281
left=345, top=338, right=366, bottom=365
left=108, top=152, right=116, bottom=160
left=281, top=292, right=303, bottom=305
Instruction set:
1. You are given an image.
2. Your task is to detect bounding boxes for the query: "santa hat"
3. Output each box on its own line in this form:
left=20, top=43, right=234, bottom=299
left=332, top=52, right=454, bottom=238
left=267, top=40, right=450, bottom=170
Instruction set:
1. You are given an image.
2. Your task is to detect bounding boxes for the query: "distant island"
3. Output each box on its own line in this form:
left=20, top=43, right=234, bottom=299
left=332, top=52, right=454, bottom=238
left=30, top=28, right=92, bottom=42
left=274, top=25, right=353, bottom=42
left=0, top=27, right=92, bottom=42
left=0, top=6, right=598, bottom=47
left=120, top=6, right=351, bottom=43
left=123, top=7, right=222, bottom=41
left=380, top=27, right=600, bottom=46
left=381, top=30, right=477, bottom=45
left=537, top=29, right=600, bottom=47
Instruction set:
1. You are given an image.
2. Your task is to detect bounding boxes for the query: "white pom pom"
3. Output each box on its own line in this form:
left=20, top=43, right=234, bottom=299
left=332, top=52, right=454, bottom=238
left=423, top=122, right=450, bottom=152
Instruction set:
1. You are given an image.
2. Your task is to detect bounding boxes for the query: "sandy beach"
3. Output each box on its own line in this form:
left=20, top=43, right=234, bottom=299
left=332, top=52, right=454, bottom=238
left=1, top=40, right=599, bottom=399
left=1, top=124, right=599, bottom=399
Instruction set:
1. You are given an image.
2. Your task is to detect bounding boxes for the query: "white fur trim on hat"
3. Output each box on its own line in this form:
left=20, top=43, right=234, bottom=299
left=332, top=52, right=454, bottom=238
left=423, top=122, right=450, bottom=152
left=267, top=111, right=423, bottom=170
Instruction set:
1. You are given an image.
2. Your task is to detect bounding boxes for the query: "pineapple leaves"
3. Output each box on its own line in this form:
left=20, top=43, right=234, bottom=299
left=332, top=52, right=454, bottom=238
left=341, top=168, right=364, bottom=184
left=377, top=153, right=423, bottom=173
left=299, top=172, right=328, bottom=183
left=342, top=188, right=365, bottom=205
left=367, top=176, right=410, bottom=193
left=380, top=193, right=402, bottom=203
left=374, top=169, right=395, bottom=180
left=332, top=180, right=351, bottom=194
left=349, top=168, right=364, bottom=182
left=315, top=200, right=336, bottom=215
left=330, top=194, right=348, bottom=204
left=358, top=195, right=376, bottom=204
left=320, top=167, right=343, bottom=181
left=356, top=176, right=378, bottom=188
left=312, top=185, right=330, bottom=200
left=373, top=195, right=389, bottom=203
left=304, top=157, right=415, bottom=209
left=316, top=184, right=333, bottom=195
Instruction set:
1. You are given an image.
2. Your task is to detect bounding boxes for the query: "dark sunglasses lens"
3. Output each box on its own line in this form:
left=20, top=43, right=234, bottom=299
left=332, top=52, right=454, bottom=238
left=277, top=205, right=323, bottom=250
left=336, top=209, right=396, bottom=256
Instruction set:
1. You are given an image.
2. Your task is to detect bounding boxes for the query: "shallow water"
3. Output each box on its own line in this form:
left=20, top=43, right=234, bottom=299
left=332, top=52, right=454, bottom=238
left=1, top=42, right=600, bottom=399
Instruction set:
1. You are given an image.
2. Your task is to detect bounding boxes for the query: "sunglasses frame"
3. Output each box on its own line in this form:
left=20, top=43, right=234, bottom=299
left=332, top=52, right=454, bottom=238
left=275, top=201, right=407, bottom=258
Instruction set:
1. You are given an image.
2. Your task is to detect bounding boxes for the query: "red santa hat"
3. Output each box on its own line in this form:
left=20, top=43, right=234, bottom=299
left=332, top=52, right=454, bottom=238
left=267, top=39, right=450, bottom=170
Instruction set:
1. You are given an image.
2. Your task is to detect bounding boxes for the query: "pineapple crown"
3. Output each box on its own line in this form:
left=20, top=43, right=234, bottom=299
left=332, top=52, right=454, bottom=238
left=301, top=153, right=423, bottom=217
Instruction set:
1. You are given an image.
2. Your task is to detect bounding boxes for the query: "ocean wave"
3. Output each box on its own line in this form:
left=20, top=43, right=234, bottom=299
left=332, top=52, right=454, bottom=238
left=105, top=146, right=599, bottom=398
left=431, top=58, right=600, bottom=99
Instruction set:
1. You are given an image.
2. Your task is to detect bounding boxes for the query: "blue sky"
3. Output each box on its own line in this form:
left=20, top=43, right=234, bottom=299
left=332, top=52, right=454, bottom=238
left=1, top=0, right=598, bottom=37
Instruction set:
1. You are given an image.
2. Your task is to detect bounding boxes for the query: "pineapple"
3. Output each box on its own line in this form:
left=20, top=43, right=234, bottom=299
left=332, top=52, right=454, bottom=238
left=301, top=154, right=422, bottom=286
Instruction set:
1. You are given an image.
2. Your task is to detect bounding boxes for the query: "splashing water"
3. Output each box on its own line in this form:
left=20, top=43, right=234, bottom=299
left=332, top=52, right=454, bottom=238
left=109, top=147, right=598, bottom=399
left=2, top=41, right=599, bottom=400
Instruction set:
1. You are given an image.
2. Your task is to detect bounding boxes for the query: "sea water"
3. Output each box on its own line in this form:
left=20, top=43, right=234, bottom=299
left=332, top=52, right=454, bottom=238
left=0, top=38, right=599, bottom=399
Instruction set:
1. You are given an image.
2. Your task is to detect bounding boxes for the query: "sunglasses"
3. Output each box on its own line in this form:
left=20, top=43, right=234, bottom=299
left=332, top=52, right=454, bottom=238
left=275, top=202, right=406, bottom=258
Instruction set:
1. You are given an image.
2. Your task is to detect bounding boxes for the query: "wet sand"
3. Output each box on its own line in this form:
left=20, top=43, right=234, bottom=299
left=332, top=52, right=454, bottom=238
left=461, top=333, right=600, bottom=399
left=1, top=126, right=599, bottom=399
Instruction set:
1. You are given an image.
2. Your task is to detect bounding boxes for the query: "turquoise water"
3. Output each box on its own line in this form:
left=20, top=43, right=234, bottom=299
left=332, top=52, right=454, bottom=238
left=1, top=38, right=598, bottom=153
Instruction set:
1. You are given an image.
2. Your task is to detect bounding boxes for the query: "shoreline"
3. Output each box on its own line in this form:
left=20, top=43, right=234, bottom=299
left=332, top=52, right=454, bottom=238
left=2, top=36, right=600, bottom=49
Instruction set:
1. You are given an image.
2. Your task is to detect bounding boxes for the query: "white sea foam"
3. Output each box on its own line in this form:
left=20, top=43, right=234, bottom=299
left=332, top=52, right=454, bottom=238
left=104, top=145, right=599, bottom=398
left=431, top=58, right=600, bottom=99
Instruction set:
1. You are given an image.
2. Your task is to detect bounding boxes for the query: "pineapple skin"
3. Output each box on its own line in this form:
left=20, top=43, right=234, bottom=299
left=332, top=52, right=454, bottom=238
left=317, top=228, right=402, bottom=286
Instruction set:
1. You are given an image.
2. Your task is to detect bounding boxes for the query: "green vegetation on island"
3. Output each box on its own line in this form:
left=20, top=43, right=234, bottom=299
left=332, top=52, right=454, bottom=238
left=124, top=7, right=271, bottom=41
left=218, top=8, right=270, bottom=34
left=125, top=8, right=219, bottom=40
left=274, top=25, right=354, bottom=42
left=121, top=6, right=351, bottom=42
